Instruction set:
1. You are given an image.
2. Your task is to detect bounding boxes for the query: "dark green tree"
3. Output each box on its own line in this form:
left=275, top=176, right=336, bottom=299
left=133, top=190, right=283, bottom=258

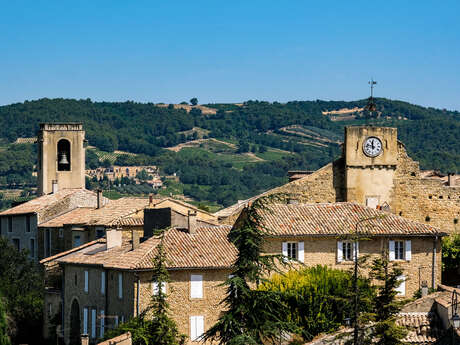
left=189, top=98, right=198, bottom=106
left=368, top=257, right=407, bottom=345
left=203, top=195, right=298, bottom=344
left=0, top=293, right=11, bottom=345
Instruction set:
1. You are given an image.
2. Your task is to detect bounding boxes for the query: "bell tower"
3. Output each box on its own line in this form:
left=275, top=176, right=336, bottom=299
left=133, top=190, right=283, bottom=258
left=37, top=123, right=86, bottom=195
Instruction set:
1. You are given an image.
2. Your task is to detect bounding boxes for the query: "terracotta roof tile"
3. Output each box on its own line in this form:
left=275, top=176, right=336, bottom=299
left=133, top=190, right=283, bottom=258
left=256, top=202, right=445, bottom=237
left=55, top=225, right=236, bottom=270
left=397, top=313, right=442, bottom=343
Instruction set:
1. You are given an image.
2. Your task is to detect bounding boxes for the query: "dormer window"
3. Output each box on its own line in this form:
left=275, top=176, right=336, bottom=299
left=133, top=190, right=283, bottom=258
left=57, top=139, right=71, bottom=171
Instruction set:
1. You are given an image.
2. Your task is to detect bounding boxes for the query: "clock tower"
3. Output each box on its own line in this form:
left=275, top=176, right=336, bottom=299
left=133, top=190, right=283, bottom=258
left=344, top=126, right=398, bottom=208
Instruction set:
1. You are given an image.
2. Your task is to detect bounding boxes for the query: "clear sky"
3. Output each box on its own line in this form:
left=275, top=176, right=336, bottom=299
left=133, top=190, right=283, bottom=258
left=1, top=1, right=459, bottom=110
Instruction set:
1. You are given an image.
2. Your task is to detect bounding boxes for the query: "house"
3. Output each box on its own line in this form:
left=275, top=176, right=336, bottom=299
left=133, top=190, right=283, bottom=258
left=0, top=188, right=105, bottom=261
left=41, top=221, right=236, bottom=345
left=236, top=201, right=447, bottom=297
left=216, top=126, right=460, bottom=235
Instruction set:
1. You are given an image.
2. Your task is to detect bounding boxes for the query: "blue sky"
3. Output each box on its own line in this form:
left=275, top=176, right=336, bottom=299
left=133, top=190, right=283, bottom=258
left=1, top=1, right=459, bottom=110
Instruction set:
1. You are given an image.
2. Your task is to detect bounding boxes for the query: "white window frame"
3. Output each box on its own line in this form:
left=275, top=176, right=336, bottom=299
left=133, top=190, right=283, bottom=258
left=118, top=273, right=123, bottom=299
left=190, top=274, right=203, bottom=299
left=394, top=240, right=404, bottom=260
left=282, top=241, right=304, bottom=262
left=342, top=241, right=353, bottom=261
left=190, top=315, right=204, bottom=341
left=101, top=271, right=105, bottom=295
left=84, top=271, right=89, bottom=293
left=389, top=240, right=411, bottom=261
left=287, top=242, right=298, bottom=260
left=83, top=307, right=88, bottom=335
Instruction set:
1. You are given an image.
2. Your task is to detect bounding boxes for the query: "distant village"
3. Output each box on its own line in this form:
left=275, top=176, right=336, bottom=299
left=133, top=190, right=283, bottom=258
left=0, top=123, right=459, bottom=345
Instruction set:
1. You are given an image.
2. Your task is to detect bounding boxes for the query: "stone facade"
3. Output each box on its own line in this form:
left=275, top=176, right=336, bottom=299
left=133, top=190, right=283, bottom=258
left=264, top=236, right=442, bottom=298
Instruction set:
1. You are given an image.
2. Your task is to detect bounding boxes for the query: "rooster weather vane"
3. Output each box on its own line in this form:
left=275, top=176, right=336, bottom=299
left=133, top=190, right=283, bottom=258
left=366, top=78, right=377, bottom=112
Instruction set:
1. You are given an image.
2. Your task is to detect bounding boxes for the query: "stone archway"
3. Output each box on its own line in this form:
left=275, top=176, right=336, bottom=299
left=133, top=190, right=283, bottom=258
left=69, top=299, right=81, bottom=345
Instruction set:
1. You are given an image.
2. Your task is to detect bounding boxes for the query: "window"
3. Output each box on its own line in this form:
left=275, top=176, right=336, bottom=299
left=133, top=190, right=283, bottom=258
left=396, top=275, right=406, bottom=296
left=120, top=315, right=125, bottom=323
left=337, top=241, right=359, bottom=263
left=26, top=215, right=31, bottom=233
left=190, top=316, right=204, bottom=341
left=12, top=238, right=20, bottom=251
left=73, top=235, right=81, bottom=248
left=84, top=271, right=89, bottom=293
left=29, top=238, right=35, bottom=258
left=75, top=274, right=77, bottom=286
left=45, top=229, right=51, bottom=257
left=190, top=274, right=203, bottom=299
left=366, top=196, right=379, bottom=209
left=91, top=308, right=97, bottom=338
left=282, top=241, right=304, bottom=262
left=101, top=271, right=105, bottom=295
left=8, top=216, right=12, bottom=232
left=59, top=228, right=63, bottom=238
left=152, top=281, right=166, bottom=295
left=389, top=240, right=411, bottom=261
left=118, top=273, right=123, bottom=299
left=96, top=229, right=105, bottom=239
left=83, top=307, right=88, bottom=335
left=114, top=315, right=119, bottom=327
left=100, top=310, right=105, bottom=338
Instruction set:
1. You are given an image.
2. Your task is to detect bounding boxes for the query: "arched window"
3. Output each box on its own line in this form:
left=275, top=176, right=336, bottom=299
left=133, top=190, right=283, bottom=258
left=57, top=139, right=71, bottom=171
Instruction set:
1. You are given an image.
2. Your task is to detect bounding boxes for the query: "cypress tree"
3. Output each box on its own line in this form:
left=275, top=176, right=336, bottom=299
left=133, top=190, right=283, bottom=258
left=203, top=195, right=298, bottom=344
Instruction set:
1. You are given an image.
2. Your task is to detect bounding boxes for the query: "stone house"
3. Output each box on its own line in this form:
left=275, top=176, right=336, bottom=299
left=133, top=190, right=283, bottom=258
left=237, top=201, right=447, bottom=297
left=0, top=188, right=103, bottom=261
left=216, top=126, right=460, bottom=234
left=42, top=222, right=235, bottom=345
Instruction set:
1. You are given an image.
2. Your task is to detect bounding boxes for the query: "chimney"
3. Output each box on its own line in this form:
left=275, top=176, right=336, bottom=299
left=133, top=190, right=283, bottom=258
left=97, top=189, right=103, bottom=209
left=188, top=210, right=197, bottom=234
left=421, top=281, right=428, bottom=297
left=448, top=173, right=456, bottom=187
left=106, top=229, right=122, bottom=249
left=132, top=230, right=140, bottom=251
left=80, top=334, right=89, bottom=345
left=52, top=180, right=59, bottom=194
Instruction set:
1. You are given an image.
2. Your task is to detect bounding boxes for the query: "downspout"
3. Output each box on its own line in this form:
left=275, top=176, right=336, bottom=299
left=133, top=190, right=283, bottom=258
left=432, top=236, right=438, bottom=289
left=104, top=269, right=108, bottom=327
left=135, top=273, right=140, bottom=317
left=61, top=265, right=65, bottom=341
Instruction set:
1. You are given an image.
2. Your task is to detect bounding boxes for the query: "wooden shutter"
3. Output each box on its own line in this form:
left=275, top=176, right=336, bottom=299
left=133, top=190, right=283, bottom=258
left=101, top=271, right=105, bottom=295
left=83, top=307, right=88, bottom=335
left=337, top=241, right=343, bottom=263
left=298, top=242, right=304, bottom=263
left=196, top=316, right=204, bottom=340
left=118, top=273, right=123, bottom=299
left=191, top=275, right=203, bottom=298
left=84, top=271, right=88, bottom=292
left=405, top=240, right=412, bottom=261
left=100, top=310, right=105, bottom=338
left=91, top=308, right=96, bottom=338
left=282, top=242, right=288, bottom=257
left=353, top=241, right=359, bottom=261
left=396, top=275, right=405, bottom=296
left=389, top=240, right=395, bottom=261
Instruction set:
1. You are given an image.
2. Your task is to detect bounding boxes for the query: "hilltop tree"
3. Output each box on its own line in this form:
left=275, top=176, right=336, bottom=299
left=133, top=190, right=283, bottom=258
left=203, top=195, right=298, bottom=344
left=189, top=98, right=198, bottom=106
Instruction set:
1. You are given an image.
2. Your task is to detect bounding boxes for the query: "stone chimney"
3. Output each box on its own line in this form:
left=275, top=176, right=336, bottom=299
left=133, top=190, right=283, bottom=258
left=106, top=229, right=122, bottom=249
left=288, top=197, right=299, bottom=205
left=448, top=173, right=456, bottom=187
left=52, top=180, right=59, bottom=194
left=132, top=230, right=140, bottom=251
left=97, top=189, right=103, bottom=209
left=421, top=281, right=428, bottom=297
left=188, top=210, right=197, bottom=234
left=80, top=334, right=89, bottom=345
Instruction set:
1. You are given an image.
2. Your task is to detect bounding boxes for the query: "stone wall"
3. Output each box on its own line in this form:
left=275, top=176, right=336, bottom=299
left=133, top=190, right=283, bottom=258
left=264, top=235, right=442, bottom=298
left=0, top=214, right=37, bottom=260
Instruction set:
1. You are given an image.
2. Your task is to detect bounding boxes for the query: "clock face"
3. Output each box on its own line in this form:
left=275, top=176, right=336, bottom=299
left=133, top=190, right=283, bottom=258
left=363, top=137, right=383, bottom=157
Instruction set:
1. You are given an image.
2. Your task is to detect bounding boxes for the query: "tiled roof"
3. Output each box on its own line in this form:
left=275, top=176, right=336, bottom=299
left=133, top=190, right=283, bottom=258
left=0, top=189, right=97, bottom=217
left=116, top=216, right=144, bottom=227
left=256, top=202, right=445, bottom=237
left=39, top=207, right=95, bottom=227
left=55, top=225, right=236, bottom=270
left=397, top=313, right=442, bottom=343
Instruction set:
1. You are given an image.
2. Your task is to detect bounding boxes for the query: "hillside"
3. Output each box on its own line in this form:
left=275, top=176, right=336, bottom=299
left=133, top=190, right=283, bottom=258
left=0, top=98, right=458, bottom=207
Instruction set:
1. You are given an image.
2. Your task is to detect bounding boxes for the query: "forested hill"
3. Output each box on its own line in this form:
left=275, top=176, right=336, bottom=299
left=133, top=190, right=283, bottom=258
left=0, top=98, right=458, bottom=207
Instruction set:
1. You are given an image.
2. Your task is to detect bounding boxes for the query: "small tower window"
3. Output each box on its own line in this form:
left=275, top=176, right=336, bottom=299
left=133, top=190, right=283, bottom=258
left=57, top=139, right=71, bottom=171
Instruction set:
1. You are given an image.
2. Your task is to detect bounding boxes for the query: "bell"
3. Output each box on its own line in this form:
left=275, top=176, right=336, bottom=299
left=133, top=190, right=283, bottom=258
left=59, top=152, right=69, bottom=165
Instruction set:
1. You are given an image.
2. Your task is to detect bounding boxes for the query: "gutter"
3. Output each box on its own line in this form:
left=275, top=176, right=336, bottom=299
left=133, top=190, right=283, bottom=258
left=432, top=236, right=438, bottom=289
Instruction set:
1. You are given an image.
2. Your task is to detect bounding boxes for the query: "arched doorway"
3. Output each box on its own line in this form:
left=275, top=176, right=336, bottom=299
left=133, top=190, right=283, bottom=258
left=69, top=299, right=81, bottom=345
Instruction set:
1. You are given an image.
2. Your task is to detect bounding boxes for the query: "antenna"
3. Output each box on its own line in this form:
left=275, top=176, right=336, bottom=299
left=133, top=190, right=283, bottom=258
left=365, top=78, right=377, bottom=113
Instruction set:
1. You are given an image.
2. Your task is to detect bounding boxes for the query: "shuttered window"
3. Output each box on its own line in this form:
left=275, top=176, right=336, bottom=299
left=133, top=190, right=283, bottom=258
left=190, top=274, right=203, bottom=298
left=118, top=273, right=123, bottom=299
left=282, top=241, right=304, bottom=262
left=84, top=271, right=89, bottom=293
left=101, top=271, right=105, bottom=295
left=83, top=307, right=88, bottom=335
left=100, top=310, right=105, bottom=338
left=389, top=240, right=411, bottom=261
left=190, top=316, right=204, bottom=341
left=91, top=308, right=96, bottom=338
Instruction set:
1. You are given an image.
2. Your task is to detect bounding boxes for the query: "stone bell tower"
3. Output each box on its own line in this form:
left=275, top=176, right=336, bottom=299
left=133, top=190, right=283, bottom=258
left=344, top=126, right=398, bottom=208
left=37, top=123, right=86, bottom=195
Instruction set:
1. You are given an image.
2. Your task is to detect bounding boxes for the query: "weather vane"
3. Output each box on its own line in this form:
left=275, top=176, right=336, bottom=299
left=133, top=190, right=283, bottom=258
left=366, top=78, right=377, bottom=112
